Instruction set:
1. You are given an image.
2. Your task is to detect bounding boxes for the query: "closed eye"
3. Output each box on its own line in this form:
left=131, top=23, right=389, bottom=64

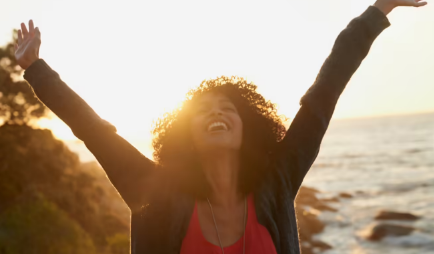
left=223, top=106, right=236, bottom=112
left=221, top=101, right=237, bottom=113
left=195, top=106, right=210, bottom=114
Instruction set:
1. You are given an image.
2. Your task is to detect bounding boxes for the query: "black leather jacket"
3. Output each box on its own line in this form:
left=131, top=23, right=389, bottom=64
left=24, top=6, right=389, bottom=254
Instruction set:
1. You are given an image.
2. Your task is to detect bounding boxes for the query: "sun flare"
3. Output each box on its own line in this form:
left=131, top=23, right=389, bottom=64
left=3, top=0, right=432, bottom=145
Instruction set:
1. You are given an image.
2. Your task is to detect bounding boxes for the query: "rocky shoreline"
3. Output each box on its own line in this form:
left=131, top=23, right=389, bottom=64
left=295, top=186, right=423, bottom=254
left=80, top=161, right=428, bottom=254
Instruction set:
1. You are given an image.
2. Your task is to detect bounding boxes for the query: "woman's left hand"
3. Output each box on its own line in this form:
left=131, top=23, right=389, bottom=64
left=374, top=0, right=428, bottom=15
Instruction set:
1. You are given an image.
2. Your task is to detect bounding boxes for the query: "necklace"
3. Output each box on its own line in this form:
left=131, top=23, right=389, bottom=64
left=206, top=196, right=247, bottom=254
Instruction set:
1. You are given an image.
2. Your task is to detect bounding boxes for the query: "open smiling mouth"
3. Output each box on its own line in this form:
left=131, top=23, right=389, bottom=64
left=207, top=121, right=228, bottom=132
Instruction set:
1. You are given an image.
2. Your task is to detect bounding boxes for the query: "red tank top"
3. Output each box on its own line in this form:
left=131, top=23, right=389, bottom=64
left=180, top=194, right=277, bottom=254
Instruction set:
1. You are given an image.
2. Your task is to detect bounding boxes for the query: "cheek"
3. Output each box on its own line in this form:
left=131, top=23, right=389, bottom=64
left=233, top=116, right=244, bottom=142
left=190, top=117, right=203, bottom=143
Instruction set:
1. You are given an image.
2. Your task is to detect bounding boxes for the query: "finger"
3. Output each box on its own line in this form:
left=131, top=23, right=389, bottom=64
left=35, top=27, right=41, bottom=40
left=29, top=20, right=35, bottom=35
left=416, top=1, right=428, bottom=6
left=21, top=23, right=28, bottom=37
left=413, top=0, right=428, bottom=6
left=17, top=29, right=23, bottom=45
left=14, top=43, right=18, bottom=51
left=34, top=27, right=41, bottom=54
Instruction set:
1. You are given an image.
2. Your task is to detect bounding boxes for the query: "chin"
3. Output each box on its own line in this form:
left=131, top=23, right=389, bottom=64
left=201, top=141, right=237, bottom=153
left=205, top=143, right=232, bottom=151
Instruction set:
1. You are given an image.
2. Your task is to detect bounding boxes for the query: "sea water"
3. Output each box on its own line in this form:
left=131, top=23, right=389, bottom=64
left=303, top=112, right=434, bottom=254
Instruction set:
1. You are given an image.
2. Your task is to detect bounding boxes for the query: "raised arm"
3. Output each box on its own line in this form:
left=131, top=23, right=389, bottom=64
left=277, top=0, right=427, bottom=199
left=15, top=20, right=157, bottom=213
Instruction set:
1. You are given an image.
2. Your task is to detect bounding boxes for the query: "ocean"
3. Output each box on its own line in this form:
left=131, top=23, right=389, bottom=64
left=65, top=112, right=434, bottom=254
left=304, top=112, right=434, bottom=254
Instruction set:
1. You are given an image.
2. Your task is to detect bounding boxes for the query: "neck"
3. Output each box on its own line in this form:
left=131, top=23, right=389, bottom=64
left=199, top=149, right=243, bottom=207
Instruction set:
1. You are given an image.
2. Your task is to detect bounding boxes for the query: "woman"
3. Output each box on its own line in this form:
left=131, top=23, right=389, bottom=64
left=15, top=0, right=427, bottom=253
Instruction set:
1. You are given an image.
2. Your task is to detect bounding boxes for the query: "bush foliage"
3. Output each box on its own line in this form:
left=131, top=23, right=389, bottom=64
left=0, top=33, right=130, bottom=254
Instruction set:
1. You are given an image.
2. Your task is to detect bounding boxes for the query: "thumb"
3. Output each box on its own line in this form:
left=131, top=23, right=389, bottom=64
left=414, top=0, right=428, bottom=7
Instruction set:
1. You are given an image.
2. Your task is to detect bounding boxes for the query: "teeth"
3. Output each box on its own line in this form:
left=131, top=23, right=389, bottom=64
left=207, top=121, right=228, bottom=132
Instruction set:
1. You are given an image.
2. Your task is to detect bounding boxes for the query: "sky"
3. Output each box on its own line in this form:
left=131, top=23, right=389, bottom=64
left=2, top=0, right=434, bottom=147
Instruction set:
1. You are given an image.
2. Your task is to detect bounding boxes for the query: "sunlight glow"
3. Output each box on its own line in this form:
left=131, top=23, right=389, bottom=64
left=2, top=0, right=433, bottom=145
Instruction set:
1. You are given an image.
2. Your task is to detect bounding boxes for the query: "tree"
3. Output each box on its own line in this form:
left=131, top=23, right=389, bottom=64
left=0, top=194, right=97, bottom=254
left=0, top=32, right=129, bottom=253
left=107, top=233, right=130, bottom=254
left=0, top=123, right=129, bottom=253
left=0, top=30, right=47, bottom=125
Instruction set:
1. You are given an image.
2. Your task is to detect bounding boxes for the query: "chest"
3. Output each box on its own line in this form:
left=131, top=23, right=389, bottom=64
left=131, top=183, right=301, bottom=254
left=180, top=195, right=278, bottom=254
left=197, top=200, right=246, bottom=247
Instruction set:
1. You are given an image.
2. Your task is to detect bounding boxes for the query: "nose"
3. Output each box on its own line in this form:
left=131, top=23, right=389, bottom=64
left=210, top=107, right=223, bottom=116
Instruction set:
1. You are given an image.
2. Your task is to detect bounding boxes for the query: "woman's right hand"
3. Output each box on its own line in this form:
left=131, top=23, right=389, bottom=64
left=15, top=20, right=41, bottom=70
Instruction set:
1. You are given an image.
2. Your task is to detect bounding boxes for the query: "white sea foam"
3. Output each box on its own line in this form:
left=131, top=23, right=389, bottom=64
left=305, top=112, right=434, bottom=253
left=383, top=232, right=434, bottom=247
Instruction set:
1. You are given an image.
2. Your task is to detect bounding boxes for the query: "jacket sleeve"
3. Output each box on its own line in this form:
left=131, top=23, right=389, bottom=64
left=24, top=59, right=157, bottom=213
left=276, top=6, right=390, bottom=198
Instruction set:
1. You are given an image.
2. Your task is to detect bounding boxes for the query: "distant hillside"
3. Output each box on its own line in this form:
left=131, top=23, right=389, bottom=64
left=79, top=161, right=130, bottom=225
left=0, top=124, right=129, bottom=254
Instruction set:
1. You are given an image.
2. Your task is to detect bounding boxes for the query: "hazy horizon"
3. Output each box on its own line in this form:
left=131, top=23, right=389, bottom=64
left=38, top=106, right=434, bottom=142
left=63, top=111, right=434, bottom=164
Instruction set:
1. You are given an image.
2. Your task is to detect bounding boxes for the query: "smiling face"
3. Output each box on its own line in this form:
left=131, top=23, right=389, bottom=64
left=190, top=92, right=243, bottom=154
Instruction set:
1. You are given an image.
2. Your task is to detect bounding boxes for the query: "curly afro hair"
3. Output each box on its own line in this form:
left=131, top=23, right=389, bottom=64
left=152, top=76, right=288, bottom=198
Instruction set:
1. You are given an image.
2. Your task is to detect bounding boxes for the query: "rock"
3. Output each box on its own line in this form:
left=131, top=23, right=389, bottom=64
left=320, top=197, right=339, bottom=203
left=405, top=148, right=423, bottom=154
left=296, top=206, right=325, bottom=241
left=296, top=186, right=337, bottom=212
left=300, top=239, right=333, bottom=254
left=296, top=186, right=333, bottom=253
left=339, top=192, right=353, bottom=198
left=301, top=186, right=320, bottom=194
left=301, top=245, right=314, bottom=254
left=296, top=187, right=321, bottom=205
left=364, top=223, right=416, bottom=241
left=311, top=240, right=333, bottom=251
left=375, top=211, right=420, bottom=221
left=312, top=203, right=338, bottom=212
